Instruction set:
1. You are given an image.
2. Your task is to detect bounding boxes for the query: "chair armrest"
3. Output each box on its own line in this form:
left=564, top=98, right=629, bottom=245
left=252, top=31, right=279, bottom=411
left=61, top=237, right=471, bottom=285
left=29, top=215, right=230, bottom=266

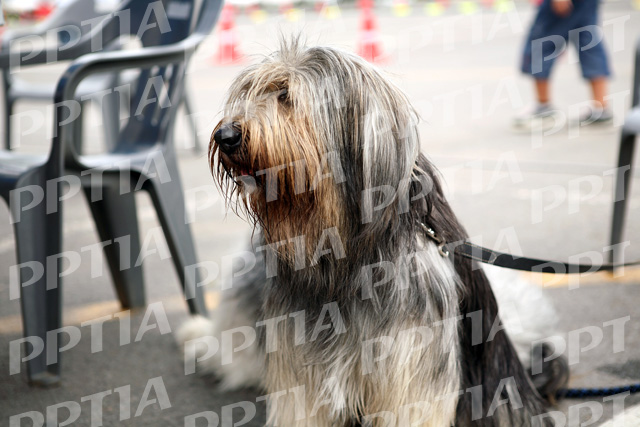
left=54, top=34, right=204, bottom=104
left=52, top=33, right=205, bottom=163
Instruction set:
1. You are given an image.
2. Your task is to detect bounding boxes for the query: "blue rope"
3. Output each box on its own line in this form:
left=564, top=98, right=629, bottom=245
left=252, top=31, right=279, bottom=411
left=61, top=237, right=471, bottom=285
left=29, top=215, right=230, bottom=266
left=559, top=383, right=640, bottom=398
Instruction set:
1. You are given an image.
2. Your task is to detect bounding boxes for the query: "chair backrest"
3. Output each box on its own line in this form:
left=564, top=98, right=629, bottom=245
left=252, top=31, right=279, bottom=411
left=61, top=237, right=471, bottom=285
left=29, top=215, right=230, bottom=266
left=115, top=0, right=206, bottom=148
left=1, top=0, right=104, bottom=94
left=54, top=0, right=220, bottom=159
left=5, top=0, right=211, bottom=66
left=38, top=0, right=102, bottom=41
left=2, top=0, right=102, bottom=51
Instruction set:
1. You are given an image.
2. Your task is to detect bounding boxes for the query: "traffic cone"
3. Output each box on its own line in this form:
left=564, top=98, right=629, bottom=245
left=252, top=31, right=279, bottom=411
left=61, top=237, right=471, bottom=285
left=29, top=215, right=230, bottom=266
left=357, top=7, right=385, bottom=63
left=33, top=1, right=54, bottom=20
left=215, top=5, right=243, bottom=65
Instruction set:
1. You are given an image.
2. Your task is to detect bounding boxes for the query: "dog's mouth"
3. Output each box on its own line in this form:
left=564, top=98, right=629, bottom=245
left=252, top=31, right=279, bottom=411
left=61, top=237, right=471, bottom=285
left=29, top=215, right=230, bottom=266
left=219, top=153, right=257, bottom=180
left=232, top=163, right=254, bottom=177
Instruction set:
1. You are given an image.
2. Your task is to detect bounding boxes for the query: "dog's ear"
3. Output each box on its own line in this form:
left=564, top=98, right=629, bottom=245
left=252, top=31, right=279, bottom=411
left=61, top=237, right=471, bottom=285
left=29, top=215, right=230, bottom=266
left=356, top=109, right=461, bottom=247
left=408, top=154, right=439, bottom=222
left=357, top=98, right=424, bottom=237
left=411, top=154, right=469, bottom=247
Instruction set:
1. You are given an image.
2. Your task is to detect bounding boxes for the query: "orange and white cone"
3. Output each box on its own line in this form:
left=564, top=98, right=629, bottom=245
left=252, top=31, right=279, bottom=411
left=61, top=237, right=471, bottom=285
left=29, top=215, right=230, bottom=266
left=34, top=1, right=54, bottom=20
left=357, top=7, right=385, bottom=63
left=214, top=5, right=243, bottom=65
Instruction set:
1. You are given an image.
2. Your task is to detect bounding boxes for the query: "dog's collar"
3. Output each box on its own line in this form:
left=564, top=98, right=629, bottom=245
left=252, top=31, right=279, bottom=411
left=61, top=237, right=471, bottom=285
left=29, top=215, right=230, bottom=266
left=418, top=221, right=450, bottom=258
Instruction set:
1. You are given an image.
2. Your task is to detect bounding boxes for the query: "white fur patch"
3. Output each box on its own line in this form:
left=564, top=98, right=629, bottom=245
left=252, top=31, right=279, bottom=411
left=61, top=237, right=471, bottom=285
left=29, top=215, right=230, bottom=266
left=484, top=264, right=562, bottom=367
left=176, top=303, right=265, bottom=390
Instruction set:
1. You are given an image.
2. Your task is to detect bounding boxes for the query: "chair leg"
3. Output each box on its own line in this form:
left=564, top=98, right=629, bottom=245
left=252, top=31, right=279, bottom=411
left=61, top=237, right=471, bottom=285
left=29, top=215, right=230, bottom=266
left=11, top=172, right=63, bottom=386
left=83, top=184, right=145, bottom=309
left=4, top=98, right=14, bottom=150
left=183, top=92, right=200, bottom=153
left=73, top=105, right=85, bottom=155
left=101, top=88, right=120, bottom=151
left=609, top=132, right=636, bottom=265
left=144, top=152, right=208, bottom=316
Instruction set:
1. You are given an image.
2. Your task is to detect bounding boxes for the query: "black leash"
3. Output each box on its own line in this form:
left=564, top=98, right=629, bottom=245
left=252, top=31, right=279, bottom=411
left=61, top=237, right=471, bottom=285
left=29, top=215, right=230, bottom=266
left=455, top=241, right=640, bottom=274
left=418, top=221, right=640, bottom=273
left=419, top=222, right=640, bottom=398
left=560, top=384, right=640, bottom=398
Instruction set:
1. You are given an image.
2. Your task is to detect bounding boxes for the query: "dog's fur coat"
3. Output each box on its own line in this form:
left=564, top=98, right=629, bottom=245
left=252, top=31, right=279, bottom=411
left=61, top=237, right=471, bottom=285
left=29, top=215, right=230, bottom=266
left=177, top=40, right=568, bottom=426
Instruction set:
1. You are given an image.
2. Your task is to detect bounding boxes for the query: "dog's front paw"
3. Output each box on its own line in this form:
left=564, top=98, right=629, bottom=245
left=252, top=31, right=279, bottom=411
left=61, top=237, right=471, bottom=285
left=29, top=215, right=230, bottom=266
left=176, top=315, right=215, bottom=347
left=176, top=314, right=265, bottom=390
left=176, top=315, right=217, bottom=373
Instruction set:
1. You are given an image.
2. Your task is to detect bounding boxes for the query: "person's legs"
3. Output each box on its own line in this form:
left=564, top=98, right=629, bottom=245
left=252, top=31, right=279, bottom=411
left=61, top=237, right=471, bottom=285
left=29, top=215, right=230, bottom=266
left=589, top=77, right=608, bottom=109
left=513, top=77, right=557, bottom=129
left=515, top=0, right=577, bottom=129
left=520, top=0, right=565, bottom=85
left=570, top=0, right=612, bottom=123
left=535, top=79, right=551, bottom=104
left=577, top=76, right=612, bottom=125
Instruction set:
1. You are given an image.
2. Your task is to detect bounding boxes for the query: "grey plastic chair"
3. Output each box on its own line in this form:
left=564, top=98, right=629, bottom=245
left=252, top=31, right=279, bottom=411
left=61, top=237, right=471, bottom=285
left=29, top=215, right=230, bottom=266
left=609, top=38, right=640, bottom=265
left=1, top=0, right=202, bottom=152
left=0, top=0, right=220, bottom=386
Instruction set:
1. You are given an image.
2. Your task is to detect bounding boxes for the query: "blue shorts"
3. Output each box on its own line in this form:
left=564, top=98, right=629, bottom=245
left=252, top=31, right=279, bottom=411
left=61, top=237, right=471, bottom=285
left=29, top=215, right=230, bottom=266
left=521, top=0, right=610, bottom=79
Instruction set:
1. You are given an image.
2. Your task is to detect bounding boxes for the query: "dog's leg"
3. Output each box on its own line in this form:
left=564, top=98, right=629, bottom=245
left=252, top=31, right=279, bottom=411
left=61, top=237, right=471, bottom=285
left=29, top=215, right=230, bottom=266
left=262, top=242, right=463, bottom=427
left=357, top=325, right=461, bottom=427
left=263, top=332, right=460, bottom=427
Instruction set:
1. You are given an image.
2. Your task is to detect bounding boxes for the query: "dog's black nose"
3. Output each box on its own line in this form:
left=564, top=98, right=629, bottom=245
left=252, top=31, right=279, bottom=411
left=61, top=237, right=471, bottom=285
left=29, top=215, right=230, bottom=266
left=214, top=123, right=242, bottom=154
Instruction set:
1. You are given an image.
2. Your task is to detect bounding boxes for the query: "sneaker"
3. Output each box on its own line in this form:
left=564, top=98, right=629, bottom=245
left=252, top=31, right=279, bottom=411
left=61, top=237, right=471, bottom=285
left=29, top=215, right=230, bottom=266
left=512, top=103, right=562, bottom=132
left=575, top=105, right=613, bottom=127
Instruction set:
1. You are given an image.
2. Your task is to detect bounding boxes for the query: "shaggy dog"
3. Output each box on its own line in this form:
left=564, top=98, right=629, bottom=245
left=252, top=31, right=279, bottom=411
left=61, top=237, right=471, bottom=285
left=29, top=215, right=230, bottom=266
left=177, top=40, right=569, bottom=426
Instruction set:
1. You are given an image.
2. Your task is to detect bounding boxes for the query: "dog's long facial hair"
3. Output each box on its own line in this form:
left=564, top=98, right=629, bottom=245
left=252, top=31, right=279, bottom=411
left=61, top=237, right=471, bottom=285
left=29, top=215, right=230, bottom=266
left=210, top=40, right=559, bottom=426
